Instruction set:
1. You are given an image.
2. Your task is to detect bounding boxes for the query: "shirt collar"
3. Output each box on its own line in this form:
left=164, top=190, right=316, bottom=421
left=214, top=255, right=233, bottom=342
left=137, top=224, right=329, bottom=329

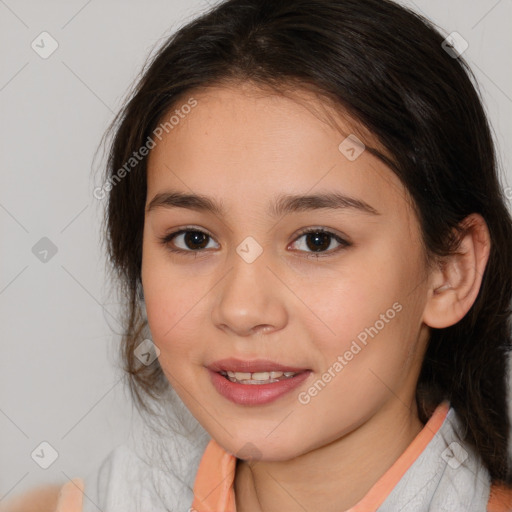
left=191, top=400, right=451, bottom=512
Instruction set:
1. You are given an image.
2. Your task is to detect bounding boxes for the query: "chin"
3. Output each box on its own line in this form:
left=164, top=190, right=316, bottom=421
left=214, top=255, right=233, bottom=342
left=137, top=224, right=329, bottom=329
left=222, top=434, right=307, bottom=462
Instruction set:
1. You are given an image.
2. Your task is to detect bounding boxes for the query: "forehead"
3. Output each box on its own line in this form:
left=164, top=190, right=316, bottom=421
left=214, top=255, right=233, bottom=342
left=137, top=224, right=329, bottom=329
left=145, top=83, right=412, bottom=221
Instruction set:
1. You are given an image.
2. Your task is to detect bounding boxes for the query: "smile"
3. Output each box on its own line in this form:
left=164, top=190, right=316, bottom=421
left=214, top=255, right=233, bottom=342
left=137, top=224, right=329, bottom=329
left=209, top=368, right=312, bottom=405
left=219, top=370, right=299, bottom=384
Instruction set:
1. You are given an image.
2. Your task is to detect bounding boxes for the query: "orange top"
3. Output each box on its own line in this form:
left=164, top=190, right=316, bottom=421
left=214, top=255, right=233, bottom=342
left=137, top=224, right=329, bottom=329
left=191, top=401, right=512, bottom=512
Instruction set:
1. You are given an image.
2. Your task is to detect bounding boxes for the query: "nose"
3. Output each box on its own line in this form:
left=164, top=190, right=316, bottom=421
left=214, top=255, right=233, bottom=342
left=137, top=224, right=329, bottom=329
left=211, top=250, right=288, bottom=337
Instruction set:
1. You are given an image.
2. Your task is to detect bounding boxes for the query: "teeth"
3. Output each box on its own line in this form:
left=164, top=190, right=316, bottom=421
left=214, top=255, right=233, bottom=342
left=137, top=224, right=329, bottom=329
left=227, top=371, right=251, bottom=379
left=252, top=372, right=271, bottom=381
left=221, top=370, right=299, bottom=384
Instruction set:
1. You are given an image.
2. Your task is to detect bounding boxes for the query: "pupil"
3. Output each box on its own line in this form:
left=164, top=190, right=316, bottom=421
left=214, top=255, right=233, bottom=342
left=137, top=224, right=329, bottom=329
left=307, top=232, right=330, bottom=252
left=185, top=231, right=208, bottom=250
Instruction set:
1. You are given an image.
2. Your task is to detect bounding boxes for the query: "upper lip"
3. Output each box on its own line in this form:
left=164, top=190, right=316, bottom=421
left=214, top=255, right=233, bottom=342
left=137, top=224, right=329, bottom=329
left=207, top=358, right=310, bottom=373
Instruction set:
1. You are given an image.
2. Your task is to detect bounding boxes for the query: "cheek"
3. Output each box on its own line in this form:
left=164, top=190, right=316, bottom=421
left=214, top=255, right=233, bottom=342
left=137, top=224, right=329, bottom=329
left=305, top=243, right=424, bottom=369
left=143, top=282, right=202, bottom=352
left=141, top=245, right=203, bottom=357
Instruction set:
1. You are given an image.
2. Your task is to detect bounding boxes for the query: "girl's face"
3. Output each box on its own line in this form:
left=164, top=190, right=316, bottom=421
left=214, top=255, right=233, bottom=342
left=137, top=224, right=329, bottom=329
left=142, top=83, right=433, bottom=460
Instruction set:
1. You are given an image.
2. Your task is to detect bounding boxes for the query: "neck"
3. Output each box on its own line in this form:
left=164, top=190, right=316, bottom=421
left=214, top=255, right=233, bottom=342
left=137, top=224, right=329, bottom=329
left=234, top=399, right=425, bottom=512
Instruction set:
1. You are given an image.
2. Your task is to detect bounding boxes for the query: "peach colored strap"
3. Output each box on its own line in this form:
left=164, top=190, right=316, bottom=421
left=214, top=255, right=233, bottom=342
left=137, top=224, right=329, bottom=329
left=191, top=439, right=237, bottom=512
left=487, top=483, right=512, bottom=512
left=347, top=401, right=450, bottom=512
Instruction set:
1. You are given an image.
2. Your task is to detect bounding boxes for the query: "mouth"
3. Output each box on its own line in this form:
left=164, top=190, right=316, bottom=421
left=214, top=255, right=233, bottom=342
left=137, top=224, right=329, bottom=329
left=206, top=358, right=312, bottom=404
left=208, top=358, right=310, bottom=379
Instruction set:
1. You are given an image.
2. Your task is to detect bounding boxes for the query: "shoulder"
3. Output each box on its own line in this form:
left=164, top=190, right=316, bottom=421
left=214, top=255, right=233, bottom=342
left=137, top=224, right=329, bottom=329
left=0, top=483, right=62, bottom=512
left=0, top=446, right=136, bottom=512
left=81, top=443, right=145, bottom=509
left=81, top=442, right=183, bottom=511
left=487, top=483, right=512, bottom=512
left=81, top=436, right=209, bottom=512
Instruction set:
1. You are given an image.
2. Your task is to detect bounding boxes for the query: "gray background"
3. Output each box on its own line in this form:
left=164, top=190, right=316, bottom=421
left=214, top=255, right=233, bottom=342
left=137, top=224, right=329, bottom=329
left=1, top=0, right=511, bottom=502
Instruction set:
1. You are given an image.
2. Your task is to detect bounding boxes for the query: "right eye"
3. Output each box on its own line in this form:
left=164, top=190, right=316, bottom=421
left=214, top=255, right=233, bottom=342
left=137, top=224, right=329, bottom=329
left=159, top=228, right=220, bottom=254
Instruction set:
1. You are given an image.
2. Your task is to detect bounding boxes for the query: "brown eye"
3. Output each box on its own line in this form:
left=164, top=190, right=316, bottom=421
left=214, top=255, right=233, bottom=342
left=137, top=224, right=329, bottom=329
left=181, top=231, right=210, bottom=250
left=290, top=228, right=351, bottom=257
left=304, top=232, right=332, bottom=252
left=160, top=229, right=219, bottom=253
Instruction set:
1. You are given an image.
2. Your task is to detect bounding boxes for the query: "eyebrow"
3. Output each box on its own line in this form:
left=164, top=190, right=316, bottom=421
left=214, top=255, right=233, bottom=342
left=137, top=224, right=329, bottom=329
left=146, top=190, right=380, bottom=217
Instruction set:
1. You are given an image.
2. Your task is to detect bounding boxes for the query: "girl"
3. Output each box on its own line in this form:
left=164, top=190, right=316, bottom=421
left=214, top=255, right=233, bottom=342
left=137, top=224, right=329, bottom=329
left=24, top=0, right=512, bottom=510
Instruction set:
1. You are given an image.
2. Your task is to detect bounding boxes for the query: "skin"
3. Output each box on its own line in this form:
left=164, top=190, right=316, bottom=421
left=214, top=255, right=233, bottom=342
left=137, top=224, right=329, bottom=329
left=0, top=478, right=85, bottom=512
left=54, top=480, right=83, bottom=512
left=141, top=82, right=490, bottom=512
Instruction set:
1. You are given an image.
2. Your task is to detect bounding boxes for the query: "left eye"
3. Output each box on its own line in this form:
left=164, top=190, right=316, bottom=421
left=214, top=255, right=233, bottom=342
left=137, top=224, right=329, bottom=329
left=289, top=228, right=350, bottom=256
left=160, top=229, right=219, bottom=252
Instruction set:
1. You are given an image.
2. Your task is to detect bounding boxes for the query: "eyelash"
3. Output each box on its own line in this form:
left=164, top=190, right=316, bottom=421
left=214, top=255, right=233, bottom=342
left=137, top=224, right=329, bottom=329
left=158, top=226, right=351, bottom=259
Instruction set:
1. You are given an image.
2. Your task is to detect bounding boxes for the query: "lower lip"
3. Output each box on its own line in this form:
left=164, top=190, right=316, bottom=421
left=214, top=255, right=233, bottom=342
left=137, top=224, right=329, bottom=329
left=208, top=369, right=312, bottom=406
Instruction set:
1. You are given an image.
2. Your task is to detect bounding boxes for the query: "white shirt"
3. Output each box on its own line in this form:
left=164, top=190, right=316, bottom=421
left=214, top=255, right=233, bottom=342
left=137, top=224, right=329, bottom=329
left=81, top=399, right=492, bottom=511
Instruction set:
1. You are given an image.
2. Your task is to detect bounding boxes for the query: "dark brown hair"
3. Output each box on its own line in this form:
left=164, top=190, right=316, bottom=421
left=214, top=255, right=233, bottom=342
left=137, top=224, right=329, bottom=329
left=99, top=0, right=512, bottom=484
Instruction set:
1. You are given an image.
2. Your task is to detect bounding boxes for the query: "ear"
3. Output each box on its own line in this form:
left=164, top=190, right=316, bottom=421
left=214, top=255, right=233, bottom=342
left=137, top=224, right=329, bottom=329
left=423, top=213, right=491, bottom=329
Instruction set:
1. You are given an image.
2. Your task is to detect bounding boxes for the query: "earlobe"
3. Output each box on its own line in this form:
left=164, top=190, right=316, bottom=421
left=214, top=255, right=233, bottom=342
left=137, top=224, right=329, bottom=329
left=423, top=213, right=491, bottom=329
